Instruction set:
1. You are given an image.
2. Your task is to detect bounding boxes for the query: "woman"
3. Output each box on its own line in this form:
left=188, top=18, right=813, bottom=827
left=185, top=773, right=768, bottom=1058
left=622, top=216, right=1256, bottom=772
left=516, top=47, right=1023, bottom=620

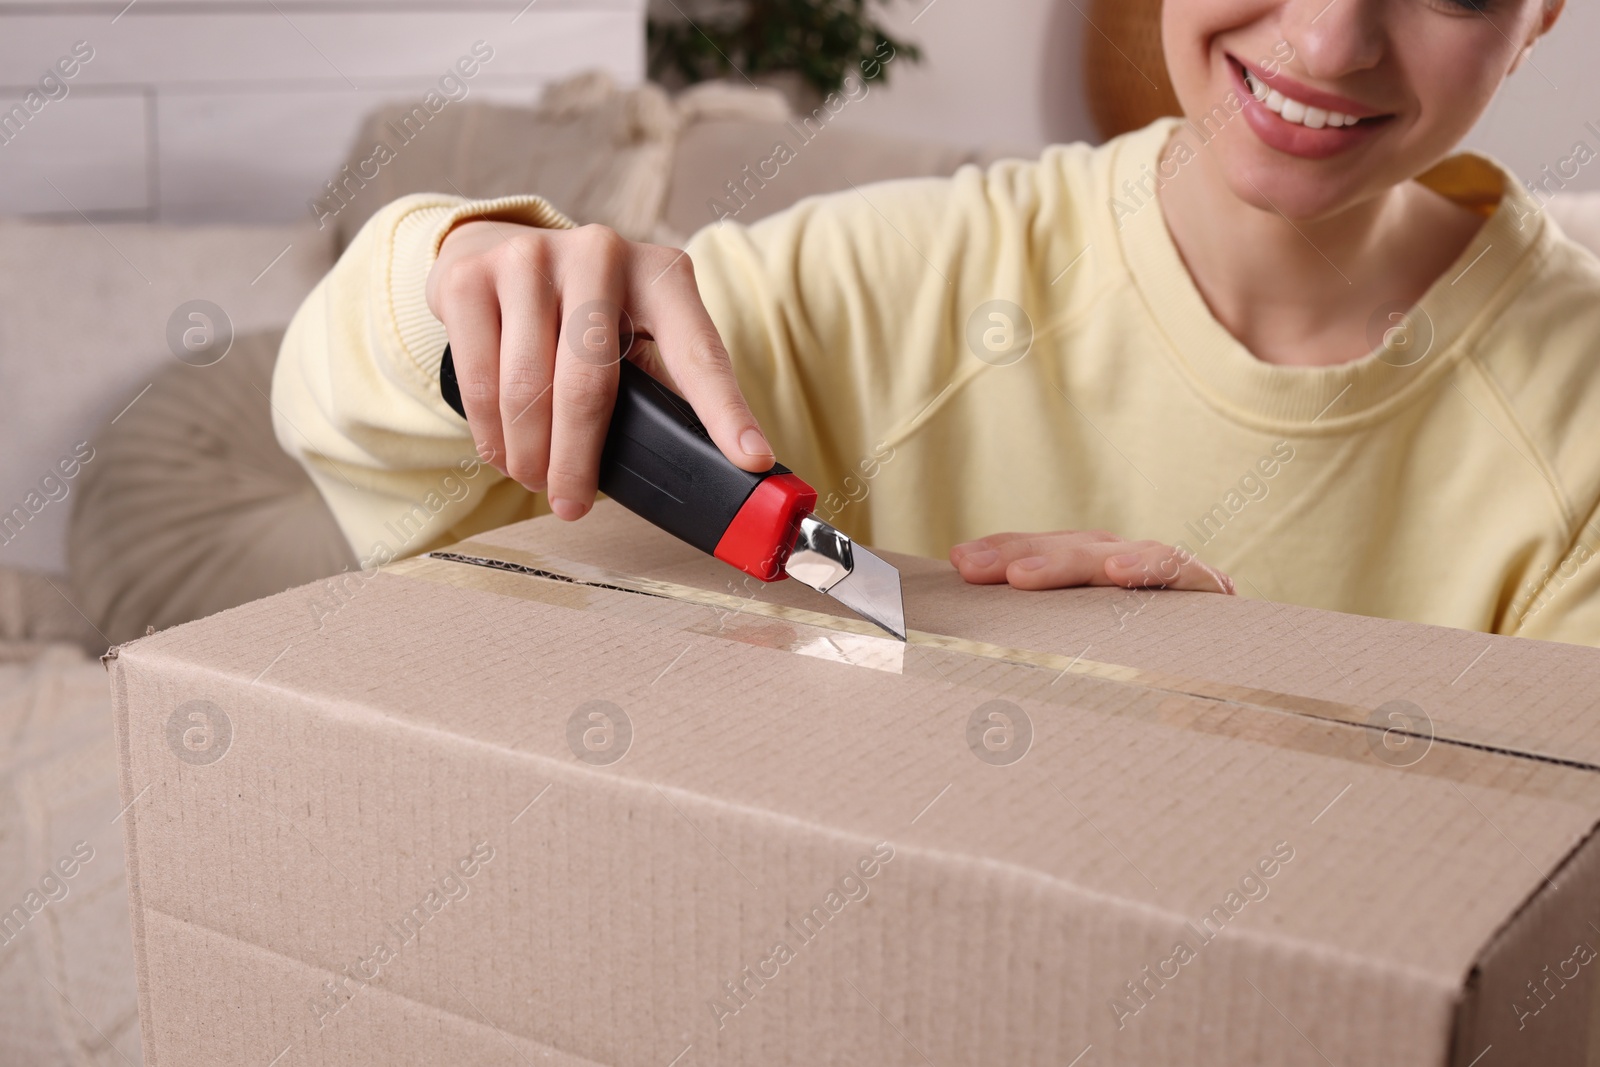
left=275, top=0, right=1600, bottom=642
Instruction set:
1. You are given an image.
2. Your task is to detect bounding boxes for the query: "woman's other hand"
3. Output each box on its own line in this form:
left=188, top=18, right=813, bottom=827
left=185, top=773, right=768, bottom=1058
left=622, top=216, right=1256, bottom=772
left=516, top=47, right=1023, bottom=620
left=950, top=530, right=1235, bottom=595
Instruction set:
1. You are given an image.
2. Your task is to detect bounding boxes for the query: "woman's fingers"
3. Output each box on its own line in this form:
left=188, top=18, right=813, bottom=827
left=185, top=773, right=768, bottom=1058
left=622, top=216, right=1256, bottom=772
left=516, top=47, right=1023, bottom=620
left=950, top=530, right=1124, bottom=583
left=951, top=531, right=1235, bottom=595
left=631, top=246, right=773, bottom=473
left=545, top=227, right=628, bottom=519
left=1102, top=542, right=1236, bottom=595
left=428, top=221, right=777, bottom=521
left=435, top=255, right=506, bottom=474
left=985, top=539, right=1147, bottom=589
left=953, top=530, right=1123, bottom=555
left=496, top=241, right=559, bottom=492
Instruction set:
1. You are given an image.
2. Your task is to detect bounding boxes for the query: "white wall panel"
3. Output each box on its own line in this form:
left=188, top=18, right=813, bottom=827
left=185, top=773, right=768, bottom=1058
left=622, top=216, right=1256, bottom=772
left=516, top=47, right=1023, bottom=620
left=1, top=8, right=644, bottom=88
left=1465, top=2, right=1600, bottom=194
left=0, top=92, right=149, bottom=216
left=0, top=0, right=645, bottom=221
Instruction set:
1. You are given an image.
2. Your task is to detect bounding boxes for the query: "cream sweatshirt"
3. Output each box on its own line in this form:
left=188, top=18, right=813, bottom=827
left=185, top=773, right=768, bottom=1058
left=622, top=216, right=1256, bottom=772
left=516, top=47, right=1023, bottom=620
left=273, top=119, right=1600, bottom=645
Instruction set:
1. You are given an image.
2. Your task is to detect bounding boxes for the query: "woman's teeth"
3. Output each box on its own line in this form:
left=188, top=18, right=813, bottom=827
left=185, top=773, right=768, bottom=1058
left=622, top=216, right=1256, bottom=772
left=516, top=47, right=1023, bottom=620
left=1243, top=69, right=1361, bottom=129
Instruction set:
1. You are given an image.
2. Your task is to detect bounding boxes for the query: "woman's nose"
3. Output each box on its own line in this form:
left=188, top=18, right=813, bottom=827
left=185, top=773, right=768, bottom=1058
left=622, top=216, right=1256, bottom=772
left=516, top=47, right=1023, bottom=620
left=1278, top=0, right=1386, bottom=80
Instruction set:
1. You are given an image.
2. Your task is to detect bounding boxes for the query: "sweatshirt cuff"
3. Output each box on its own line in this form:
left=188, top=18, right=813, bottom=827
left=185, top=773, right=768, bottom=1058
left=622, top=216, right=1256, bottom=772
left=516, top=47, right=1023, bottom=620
left=387, top=193, right=580, bottom=387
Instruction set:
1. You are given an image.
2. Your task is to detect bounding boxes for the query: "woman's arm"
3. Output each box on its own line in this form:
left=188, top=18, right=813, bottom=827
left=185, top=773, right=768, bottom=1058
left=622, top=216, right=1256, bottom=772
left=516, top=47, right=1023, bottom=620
left=273, top=170, right=1234, bottom=600
left=271, top=191, right=769, bottom=566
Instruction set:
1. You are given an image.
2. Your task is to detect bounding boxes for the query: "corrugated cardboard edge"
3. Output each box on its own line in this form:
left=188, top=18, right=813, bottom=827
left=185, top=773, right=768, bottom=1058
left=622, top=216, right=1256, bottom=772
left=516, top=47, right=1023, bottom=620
left=1452, top=816, right=1600, bottom=1066
left=106, top=643, right=160, bottom=1067
left=141, top=911, right=621, bottom=1067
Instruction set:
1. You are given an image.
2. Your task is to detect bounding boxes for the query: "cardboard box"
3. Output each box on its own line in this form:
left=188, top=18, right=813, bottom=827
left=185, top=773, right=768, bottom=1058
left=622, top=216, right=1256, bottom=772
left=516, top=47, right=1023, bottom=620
left=110, top=502, right=1600, bottom=1065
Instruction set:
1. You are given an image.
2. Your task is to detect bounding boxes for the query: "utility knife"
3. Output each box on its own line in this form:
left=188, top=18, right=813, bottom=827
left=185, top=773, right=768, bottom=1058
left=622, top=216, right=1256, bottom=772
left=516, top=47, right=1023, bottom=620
left=438, top=343, right=906, bottom=640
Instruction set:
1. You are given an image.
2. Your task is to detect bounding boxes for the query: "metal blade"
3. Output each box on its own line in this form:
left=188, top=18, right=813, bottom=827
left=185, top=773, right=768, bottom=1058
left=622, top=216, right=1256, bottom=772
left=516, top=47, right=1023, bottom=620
left=820, top=542, right=906, bottom=641
left=783, top=516, right=906, bottom=640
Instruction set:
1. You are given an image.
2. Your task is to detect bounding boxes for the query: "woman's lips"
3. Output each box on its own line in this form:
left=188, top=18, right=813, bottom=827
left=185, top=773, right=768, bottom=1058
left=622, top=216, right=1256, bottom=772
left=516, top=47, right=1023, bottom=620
left=1225, top=55, right=1392, bottom=161
left=1234, top=54, right=1384, bottom=118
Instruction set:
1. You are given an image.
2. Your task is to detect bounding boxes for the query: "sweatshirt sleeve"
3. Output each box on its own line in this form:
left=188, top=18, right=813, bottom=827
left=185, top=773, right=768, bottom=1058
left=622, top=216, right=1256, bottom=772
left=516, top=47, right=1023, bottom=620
left=1508, top=502, right=1600, bottom=648
left=271, top=192, right=577, bottom=565
left=275, top=153, right=1057, bottom=564
left=680, top=158, right=1065, bottom=550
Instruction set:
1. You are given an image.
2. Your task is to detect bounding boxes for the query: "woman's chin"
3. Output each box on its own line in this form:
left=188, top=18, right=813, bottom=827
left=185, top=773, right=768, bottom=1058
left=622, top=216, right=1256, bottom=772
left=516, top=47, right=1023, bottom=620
left=1212, top=148, right=1371, bottom=225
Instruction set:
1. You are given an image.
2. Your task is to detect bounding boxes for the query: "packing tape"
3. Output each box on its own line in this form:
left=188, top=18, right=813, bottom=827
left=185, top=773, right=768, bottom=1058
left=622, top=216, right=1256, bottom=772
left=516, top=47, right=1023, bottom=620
left=397, top=542, right=1600, bottom=795
left=411, top=545, right=909, bottom=674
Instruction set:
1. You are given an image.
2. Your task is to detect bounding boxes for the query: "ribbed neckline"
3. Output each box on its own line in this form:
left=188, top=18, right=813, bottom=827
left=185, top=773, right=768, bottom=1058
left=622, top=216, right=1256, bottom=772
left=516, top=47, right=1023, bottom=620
left=1112, top=118, right=1549, bottom=432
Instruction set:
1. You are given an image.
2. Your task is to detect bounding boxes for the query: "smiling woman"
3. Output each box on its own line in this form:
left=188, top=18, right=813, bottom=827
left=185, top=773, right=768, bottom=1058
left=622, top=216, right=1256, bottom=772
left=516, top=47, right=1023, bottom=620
left=273, top=0, right=1600, bottom=646
left=1157, top=0, right=1565, bottom=366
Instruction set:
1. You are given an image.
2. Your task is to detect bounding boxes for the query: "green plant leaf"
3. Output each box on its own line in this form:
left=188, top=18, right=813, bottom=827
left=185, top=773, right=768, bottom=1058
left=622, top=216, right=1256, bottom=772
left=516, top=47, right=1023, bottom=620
left=648, top=0, right=923, bottom=96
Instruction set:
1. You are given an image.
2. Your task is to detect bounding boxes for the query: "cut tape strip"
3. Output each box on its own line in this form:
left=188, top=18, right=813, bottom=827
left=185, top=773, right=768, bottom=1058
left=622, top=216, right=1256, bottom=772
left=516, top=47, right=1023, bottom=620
left=415, top=547, right=909, bottom=674
left=404, top=541, right=1600, bottom=786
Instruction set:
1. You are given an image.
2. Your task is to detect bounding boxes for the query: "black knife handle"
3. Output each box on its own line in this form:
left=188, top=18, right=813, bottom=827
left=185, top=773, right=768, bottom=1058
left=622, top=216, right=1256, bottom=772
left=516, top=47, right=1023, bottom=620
left=440, top=343, right=814, bottom=574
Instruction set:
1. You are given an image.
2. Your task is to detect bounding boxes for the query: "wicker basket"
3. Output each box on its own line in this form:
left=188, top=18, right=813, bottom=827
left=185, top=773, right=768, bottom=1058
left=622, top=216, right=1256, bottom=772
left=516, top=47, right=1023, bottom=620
left=1083, top=0, right=1182, bottom=140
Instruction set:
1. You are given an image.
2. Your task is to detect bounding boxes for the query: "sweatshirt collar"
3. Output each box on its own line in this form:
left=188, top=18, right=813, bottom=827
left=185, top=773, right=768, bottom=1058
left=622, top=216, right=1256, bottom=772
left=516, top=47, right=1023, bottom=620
left=1110, top=117, right=1548, bottom=431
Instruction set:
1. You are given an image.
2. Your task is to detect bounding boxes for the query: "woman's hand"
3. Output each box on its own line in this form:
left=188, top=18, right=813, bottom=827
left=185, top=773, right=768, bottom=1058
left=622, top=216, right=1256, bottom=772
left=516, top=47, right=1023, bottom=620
left=950, top=530, right=1235, bottom=594
left=426, top=220, right=774, bottom=520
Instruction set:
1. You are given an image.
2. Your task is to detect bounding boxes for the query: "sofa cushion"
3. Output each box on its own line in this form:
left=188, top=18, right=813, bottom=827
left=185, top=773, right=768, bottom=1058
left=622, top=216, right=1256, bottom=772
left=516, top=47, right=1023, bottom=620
left=329, top=72, right=686, bottom=250
left=0, top=218, right=333, bottom=574
left=67, top=329, right=356, bottom=645
left=660, top=117, right=977, bottom=239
